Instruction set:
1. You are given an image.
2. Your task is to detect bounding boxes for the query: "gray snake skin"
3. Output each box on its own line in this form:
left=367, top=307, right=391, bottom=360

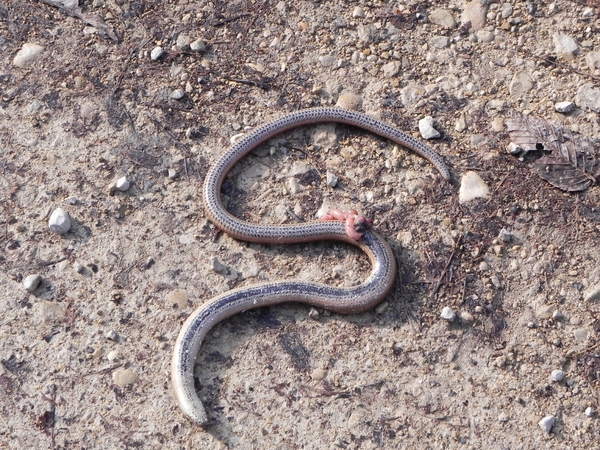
left=171, top=107, right=450, bottom=425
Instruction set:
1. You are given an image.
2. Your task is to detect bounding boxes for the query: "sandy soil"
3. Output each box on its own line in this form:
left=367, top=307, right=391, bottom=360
left=1, top=1, right=599, bottom=449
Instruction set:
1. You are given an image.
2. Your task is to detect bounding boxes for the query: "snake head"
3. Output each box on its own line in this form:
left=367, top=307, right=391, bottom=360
left=353, top=216, right=373, bottom=234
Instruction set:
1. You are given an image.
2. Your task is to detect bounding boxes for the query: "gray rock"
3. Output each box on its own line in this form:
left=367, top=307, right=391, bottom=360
left=428, top=9, right=457, bottom=29
left=382, top=61, right=401, bottom=78
left=430, top=36, right=450, bottom=49
left=112, top=368, right=138, bottom=387
left=176, top=34, right=191, bottom=50
left=584, top=284, right=600, bottom=302
left=440, top=306, right=456, bottom=322
left=538, top=415, right=555, bottom=434
left=48, top=208, right=71, bottom=234
left=554, top=101, right=574, bottom=114
left=537, top=304, right=556, bottom=320
left=352, top=6, right=365, bottom=18
left=573, top=328, right=589, bottom=342
left=336, top=93, right=363, bottom=110
left=553, top=32, right=578, bottom=58
left=576, top=84, right=600, bottom=112
left=190, top=39, right=207, bottom=52
left=459, top=171, right=489, bottom=203
left=550, top=370, right=564, bottom=382
left=418, top=116, right=441, bottom=139
left=506, top=142, right=522, bottom=155
left=24, top=274, right=42, bottom=292
left=171, top=89, right=185, bottom=100
left=509, top=71, right=535, bottom=96
left=150, top=46, right=164, bottom=61
left=498, top=228, right=513, bottom=242
left=585, top=51, right=600, bottom=71
left=116, top=176, right=130, bottom=191
left=501, top=4, right=513, bottom=18
left=13, top=43, right=44, bottom=68
left=318, top=55, right=336, bottom=67
left=326, top=171, right=338, bottom=187
left=461, top=1, right=488, bottom=31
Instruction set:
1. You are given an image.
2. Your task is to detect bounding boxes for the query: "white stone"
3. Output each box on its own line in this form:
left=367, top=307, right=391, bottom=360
left=554, top=101, right=574, bottom=113
left=48, top=208, right=71, bottom=234
left=440, top=306, right=456, bottom=322
left=576, top=84, right=600, bottom=113
left=112, top=368, right=137, bottom=387
left=418, top=116, right=441, bottom=139
left=428, top=9, right=457, bottom=29
left=538, top=415, right=555, bottom=434
left=461, top=1, right=488, bottom=31
left=550, top=370, right=564, bottom=382
left=553, top=32, right=578, bottom=57
left=585, top=407, right=595, bottom=417
left=336, top=93, right=363, bottom=111
left=190, top=39, right=207, bottom=52
left=116, top=176, right=130, bottom=191
left=382, top=61, right=401, bottom=78
left=584, top=284, right=600, bottom=302
left=23, top=274, right=42, bottom=292
left=352, top=6, right=365, bottom=18
left=150, top=46, right=164, bottom=61
left=506, top=142, right=522, bottom=155
left=326, top=171, right=338, bottom=187
left=459, top=171, right=489, bottom=203
left=509, top=71, right=535, bottom=96
left=13, top=43, right=44, bottom=68
left=171, top=89, right=185, bottom=100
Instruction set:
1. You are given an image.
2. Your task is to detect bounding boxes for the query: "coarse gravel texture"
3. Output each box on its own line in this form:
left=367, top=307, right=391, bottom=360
left=1, top=1, right=600, bottom=449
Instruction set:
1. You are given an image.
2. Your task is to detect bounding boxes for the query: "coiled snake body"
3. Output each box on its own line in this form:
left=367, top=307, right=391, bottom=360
left=171, top=107, right=450, bottom=425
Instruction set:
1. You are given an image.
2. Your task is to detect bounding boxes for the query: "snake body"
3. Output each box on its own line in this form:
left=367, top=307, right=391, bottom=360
left=171, top=107, right=450, bottom=425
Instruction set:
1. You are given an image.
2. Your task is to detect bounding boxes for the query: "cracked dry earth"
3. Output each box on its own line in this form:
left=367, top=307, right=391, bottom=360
left=1, top=0, right=600, bottom=449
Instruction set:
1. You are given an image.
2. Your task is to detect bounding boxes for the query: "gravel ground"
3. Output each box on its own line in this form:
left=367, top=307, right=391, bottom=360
left=1, top=1, right=600, bottom=449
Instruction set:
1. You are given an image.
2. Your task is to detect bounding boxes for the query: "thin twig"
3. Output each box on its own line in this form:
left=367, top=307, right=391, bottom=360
left=433, top=234, right=463, bottom=296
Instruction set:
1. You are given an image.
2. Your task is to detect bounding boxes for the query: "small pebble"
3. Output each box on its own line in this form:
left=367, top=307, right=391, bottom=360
left=13, top=43, right=44, bottom=68
left=440, top=306, right=456, bottom=322
left=498, top=229, right=513, bottom=243
left=116, top=176, right=130, bottom=191
left=583, top=284, right=600, bottom=302
left=352, top=6, right=365, bottom=18
left=106, top=330, right=119, bottom=341
left=23, top=274, right=42, bottom=292
left=498, top=412, right=509, bottom=422
left=336, top=92, right=363, bottom=111
left=168, top=168, right=179, bottom=180
left=210, top=257, right=228, bottom=274
left=73, top=262, right=84, bottom=273
left=374, top=302, right=389, bottom=314
left=550, top=370, right=564, bottom=382
left=311, top=368, right=328, bottom=381
left=459, top=171, right=489, bottom=203
left=308, top=307, right=320, bottom=320
left=150, top=46, right=164, bottom=61
left=428, top=8, right=458, bottom=29
left=538, top=415, right=555, bottom=434
left=554, top=101, right=574, bottom=114
left=326, top=171, right=338, bottom=187
left=553, top=32, right=579, bottom=58
left=584, top=407, right=595, bottom=417
left=171, top=89, right=185, bottom=100
left=176, top=34, right=191, bottom=50
left=459, top=311, right=475, bottom=323
left=527, top=321, right=536, bottom=328
left=418, top=116, right=441, bottom=139
left=112, top=368, right=137, bottom=387
left=106, top=350, right=121, bottom=363
left=190, top=39, right=207, bottom=52
left=506, top=142, right=522, bottom=155
left=48, top=208, right=72, bottom=234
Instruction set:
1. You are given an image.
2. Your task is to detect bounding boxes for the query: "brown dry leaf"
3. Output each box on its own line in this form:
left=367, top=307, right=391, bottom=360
left=506, top=112, right=599, bottom=192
